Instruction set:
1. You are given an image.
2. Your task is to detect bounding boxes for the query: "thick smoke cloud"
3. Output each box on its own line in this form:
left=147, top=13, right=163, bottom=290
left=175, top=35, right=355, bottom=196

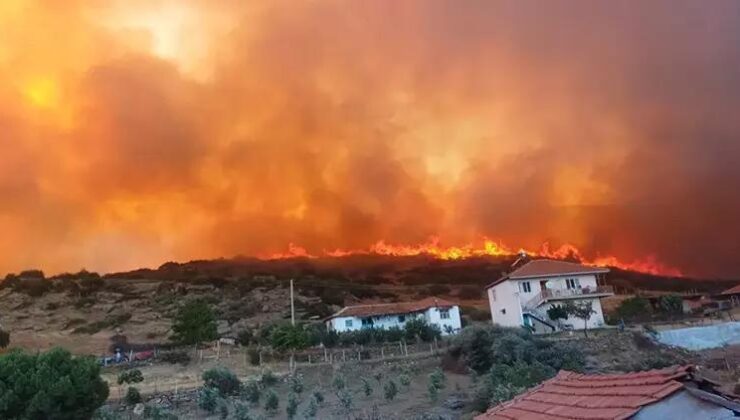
left=0, top=0, right=738, bottom=278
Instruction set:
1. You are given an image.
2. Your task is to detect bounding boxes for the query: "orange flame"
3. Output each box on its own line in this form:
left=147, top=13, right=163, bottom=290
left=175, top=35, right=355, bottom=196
left=259, top=237, right=683, bottom=277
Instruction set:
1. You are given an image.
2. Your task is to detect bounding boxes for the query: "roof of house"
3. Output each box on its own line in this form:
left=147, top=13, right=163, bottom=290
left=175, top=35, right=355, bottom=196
left=475, top=366, right=693, bottom=420
left=325, top=297, right=456, bottom=320
left=486, top=259, right=610, bottom=289
left=721, top=283, right=740, bottom=295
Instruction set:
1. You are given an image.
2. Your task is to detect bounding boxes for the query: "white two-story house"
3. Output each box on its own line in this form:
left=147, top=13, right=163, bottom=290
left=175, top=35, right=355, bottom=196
left=325, top=297, right=462, bottom=335
left=485, top=259, right=613, bottom=333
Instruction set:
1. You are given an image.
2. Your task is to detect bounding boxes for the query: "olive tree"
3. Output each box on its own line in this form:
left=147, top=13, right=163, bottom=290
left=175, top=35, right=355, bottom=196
left=0, top=347, right=109, bottom=419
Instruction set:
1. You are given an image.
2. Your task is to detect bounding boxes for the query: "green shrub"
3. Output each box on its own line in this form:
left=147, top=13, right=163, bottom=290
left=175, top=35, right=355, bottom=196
left=171, top=300, right=218, bottom=345
left=546, top=305, right=568, bottom=321
left=233, top=401, right=252, bottom=420
left=160, top=350, right=190, bottom=365
left=332, top=375, right=345, bottom=391
left=399, top=374, right=411, bottom=387
left=124, top=387, right=142, bottom=405
left=289, top=374, right=304, bottom=394
left=450, top=326, right=585, bottom=375
left=117, top=369, right=144, bottom=385
left=0, top=347, right=109, bottom=419
left=659, top=295, right=683, bottom=315
left=236, top=329, right=253, bottom=346
left=615, top=297, right=652, bottom=321
left=264, top=390, right=279, bottom=413
left=428, top=381, right=440, bottom=402
left=260, top=370, right=278, bottom=387
left=404, top=318, right=441, bottom=342
left=384, top=380, right=398, bottom=401
left=461, top=306, right=491, bottom=322
left=0, top=328, right=9, bottom=348
left=286, top=393, right=299, bottom=419
left=303, top=398, right=318, bottom=418
left=247, top=346, right=260, bottom=366
left=142, top=405, right=178, bottom=420
left=218, top=400, right=229, bottom=419
left=241, top=380, right=260, bottom=404
left=429, top=368, right=446, bottom=390
left=361, top=378, right=373, bottom=397
left=473, top=361, right=553, bottom=412
left=197, top=387, right=219, bottom=413
left=269, top=324, right=310, bottom=351
left=202, top=367, right=241, bottom=396
left=337, top=390, right=353, bottom=413
left=312, top=390, right=324, bottom=404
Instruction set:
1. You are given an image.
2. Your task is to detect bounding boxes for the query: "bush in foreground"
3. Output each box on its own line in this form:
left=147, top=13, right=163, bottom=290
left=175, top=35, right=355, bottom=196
left=203, top=367, right=241, bottom=396
left=0, top=347, right=109, bottom=419
left=171, top=299, right=218, bottom=345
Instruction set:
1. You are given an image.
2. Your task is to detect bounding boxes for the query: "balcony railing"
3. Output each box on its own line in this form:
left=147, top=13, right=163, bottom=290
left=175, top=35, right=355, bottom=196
left=523, top=285, right=614, bottom=310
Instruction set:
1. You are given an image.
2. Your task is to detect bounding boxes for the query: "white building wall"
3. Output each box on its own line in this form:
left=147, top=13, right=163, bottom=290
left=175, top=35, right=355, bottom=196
left=488, top=281, right=524, bottom=328
left=538, top=297, right=606, bottom=330
left=487, top=273, right=606, bottom=330
left=326, top=306, right=462, bottom=335
left=424, top=306, right=462, bottom=334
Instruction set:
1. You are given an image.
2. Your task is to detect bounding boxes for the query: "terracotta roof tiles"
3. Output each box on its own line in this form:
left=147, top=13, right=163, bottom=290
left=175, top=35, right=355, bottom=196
left=475, top=366, right=691, bottom=420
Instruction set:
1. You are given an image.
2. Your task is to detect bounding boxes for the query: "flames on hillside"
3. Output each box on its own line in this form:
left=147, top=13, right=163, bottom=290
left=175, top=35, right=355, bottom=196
left=261, top=238, right=682, bottom=277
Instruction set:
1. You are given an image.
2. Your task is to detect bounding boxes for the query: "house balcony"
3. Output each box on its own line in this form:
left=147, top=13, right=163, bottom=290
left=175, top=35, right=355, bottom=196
left=523, top=285, right=614, bottom=311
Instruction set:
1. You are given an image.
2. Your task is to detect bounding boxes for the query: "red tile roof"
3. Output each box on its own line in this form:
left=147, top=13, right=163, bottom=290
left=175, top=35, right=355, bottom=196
left=475, top=366, right=691, bottom=420
left=721, top=283, right=740, bottom=295
left=487, top=259, right=609, bottom=289
left=326, top=297, right=456, bottom=320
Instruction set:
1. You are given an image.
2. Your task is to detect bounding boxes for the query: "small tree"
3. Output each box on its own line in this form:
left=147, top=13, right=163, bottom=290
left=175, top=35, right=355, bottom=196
left=566, top=302, right=596, bottom=337
left=202, top=367, right=241, bottom=396
left=429, top=368, right=446, bottom=390
left=399, top=374, right=411, bottom=388
left=264, top=390, right=279, bottom=414
left=269, top=324, right=310, bottom=351
left=546, top=305, right=568, bottom=322
left=361, top=378, right=373, bottom=397
left=0, top=347, right=109, bottom=419
left=286, top=393, right=299, bottom=419
left=198, top=387, right=219, bottom=413
left=616, top=297, right=652, bottom=321
left=289, top=374, right=304, bottom=394
left=303, top=398, right=318, bottom=418
left=242, top=380, right=261, bottom=404
left=659, top=295, right=683, bottom=317
left=124, top=387, right=142, bottom=405
left=117, top=369, right=144, bottom=385
left=312, top=390, right=324, bottom=405
left=337, top=390, right=353, bottom=414
left=171, top=300, right=218, bottom=345
left=236, top=329, right=253, bottom=346
left=0, top=328, right=10, bottom=348
left=332, top=375, right=346, bottom=391
left=384, top=380, right=399, bottom=401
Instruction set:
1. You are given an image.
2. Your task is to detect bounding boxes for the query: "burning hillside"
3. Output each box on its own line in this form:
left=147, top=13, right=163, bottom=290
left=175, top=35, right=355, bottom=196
left=262, top=238, right=682, bottom=277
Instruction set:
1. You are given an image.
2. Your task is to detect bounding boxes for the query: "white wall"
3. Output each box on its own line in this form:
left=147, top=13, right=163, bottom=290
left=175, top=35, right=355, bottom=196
left=539, top=297, right=606, bottom=330
left=487, top=281, right=523, bottom=328
left=424, top=306, right=462, bottom=335
left=326, top=306, right=462, bottom=335
left=487, top=273, right=606, bottom=330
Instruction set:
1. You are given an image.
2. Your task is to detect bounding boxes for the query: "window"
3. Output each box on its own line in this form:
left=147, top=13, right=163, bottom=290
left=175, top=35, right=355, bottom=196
left=361, top=318, right=374, bottom=327
left=439, top=309, right=450, bottom=319
left=490, top=289, right=497, bottom=301
left=345, top=319, right=353, bottom=328
left=566, top=278, right=580, bottom=289
left=398, top=315, right=406, bottom=323
left=519, top=281, right=532, bottom=293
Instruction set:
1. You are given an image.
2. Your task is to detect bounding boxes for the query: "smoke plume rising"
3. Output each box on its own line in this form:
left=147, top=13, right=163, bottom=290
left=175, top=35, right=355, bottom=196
left=1, top=0, right=739, bottom=278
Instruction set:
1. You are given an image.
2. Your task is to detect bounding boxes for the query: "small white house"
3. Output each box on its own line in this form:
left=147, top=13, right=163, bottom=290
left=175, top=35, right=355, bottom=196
left=325, top=297, right=462, bottom=335
left=485, top=259, right=614, bottom=333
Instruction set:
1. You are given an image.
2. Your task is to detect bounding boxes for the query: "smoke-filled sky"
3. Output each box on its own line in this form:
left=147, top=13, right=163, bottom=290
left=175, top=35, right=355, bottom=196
left=1, top=0, right=739, bottom=278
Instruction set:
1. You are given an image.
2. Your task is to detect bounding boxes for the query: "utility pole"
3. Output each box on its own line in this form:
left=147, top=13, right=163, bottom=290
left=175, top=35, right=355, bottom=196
left=290, top=278, right=295, bottom=326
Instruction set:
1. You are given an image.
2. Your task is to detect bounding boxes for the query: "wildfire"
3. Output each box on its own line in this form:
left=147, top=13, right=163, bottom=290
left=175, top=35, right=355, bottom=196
left=259, top=237, right=683, bottom=277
